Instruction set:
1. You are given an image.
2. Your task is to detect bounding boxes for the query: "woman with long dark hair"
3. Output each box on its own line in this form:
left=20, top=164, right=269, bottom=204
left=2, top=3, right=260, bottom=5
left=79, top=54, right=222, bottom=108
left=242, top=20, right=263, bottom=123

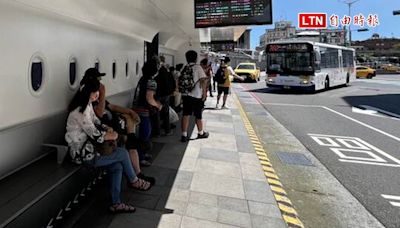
left=133, top=59, right=162, bottom=166
left=65, top=79, right=152, bottom=213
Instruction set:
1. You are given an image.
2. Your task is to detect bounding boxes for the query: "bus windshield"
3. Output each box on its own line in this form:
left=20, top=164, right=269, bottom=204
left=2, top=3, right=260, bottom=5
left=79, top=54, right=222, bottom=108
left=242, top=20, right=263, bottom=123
left=267, top=52, right=314, bottom=75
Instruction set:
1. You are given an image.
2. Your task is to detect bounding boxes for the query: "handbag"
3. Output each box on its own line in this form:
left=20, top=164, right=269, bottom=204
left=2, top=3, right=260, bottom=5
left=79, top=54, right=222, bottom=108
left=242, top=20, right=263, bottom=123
left=95, top=140, right=117, bottom=156
left=169, top=106, right=179, bottom=123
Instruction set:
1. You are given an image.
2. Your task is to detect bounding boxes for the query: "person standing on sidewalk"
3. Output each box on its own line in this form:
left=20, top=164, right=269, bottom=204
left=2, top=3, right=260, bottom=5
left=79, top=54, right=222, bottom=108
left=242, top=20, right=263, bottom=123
left=216, top=57, right=243, bottom=109
left=200, top=58, right=213, bottom=97
left=155, top=56, right=176, bottom=136
left=179, top=50, right=209, bottom=142
left=211, top=58, right=220, bottom=92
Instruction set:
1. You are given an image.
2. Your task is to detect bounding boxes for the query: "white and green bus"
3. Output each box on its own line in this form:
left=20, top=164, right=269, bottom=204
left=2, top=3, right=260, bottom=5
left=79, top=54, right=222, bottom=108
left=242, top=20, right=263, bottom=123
left=266, top=41, right=356, bottom=91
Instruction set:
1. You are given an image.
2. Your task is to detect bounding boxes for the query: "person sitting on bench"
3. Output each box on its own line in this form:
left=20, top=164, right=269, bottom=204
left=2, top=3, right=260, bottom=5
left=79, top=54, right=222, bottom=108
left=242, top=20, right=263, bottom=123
left=65, top=78, right=153, bottom=213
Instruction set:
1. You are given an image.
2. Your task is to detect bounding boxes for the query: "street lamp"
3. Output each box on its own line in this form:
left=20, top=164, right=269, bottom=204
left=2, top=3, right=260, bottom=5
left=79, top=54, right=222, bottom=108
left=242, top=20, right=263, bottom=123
left=340, top=0, right=361, bottom=46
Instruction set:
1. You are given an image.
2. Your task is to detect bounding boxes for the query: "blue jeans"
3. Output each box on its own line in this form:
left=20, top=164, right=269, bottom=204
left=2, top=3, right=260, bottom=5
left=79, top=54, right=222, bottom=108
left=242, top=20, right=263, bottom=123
left=94, top=147, right=137, bottom=204
left=138, top=112, right=152, bottom=161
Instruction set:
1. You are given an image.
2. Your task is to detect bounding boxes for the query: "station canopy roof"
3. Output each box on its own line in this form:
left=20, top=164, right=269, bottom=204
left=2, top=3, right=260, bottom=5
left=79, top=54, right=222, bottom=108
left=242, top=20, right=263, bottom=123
left=14, top=0, right=245, bottom=50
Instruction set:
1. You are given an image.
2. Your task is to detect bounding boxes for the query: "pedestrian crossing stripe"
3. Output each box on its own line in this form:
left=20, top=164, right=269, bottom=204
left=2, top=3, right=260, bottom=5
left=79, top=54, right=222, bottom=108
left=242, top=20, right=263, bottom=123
left=234, top=93, right=304, bottom=228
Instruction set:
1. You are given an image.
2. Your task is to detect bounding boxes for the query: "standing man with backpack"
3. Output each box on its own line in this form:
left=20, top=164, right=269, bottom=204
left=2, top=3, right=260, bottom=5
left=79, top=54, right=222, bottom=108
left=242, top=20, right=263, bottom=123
left=178, top=50, right=209, bottom=142
left=215, top=57, right=244, bottom=109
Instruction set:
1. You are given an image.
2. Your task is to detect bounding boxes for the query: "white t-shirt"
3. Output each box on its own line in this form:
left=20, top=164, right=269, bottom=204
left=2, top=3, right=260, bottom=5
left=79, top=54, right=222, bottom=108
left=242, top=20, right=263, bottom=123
left=227, top=66, right=235, bottom=76
left=211, top=63, right=220, bottom=75
left=188, top=63, right=207, bottom=99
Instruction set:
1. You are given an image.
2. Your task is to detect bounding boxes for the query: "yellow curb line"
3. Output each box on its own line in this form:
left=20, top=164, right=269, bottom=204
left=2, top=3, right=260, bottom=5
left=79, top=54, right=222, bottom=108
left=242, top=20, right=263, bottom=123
left=233, top=93, right=305, bottom=228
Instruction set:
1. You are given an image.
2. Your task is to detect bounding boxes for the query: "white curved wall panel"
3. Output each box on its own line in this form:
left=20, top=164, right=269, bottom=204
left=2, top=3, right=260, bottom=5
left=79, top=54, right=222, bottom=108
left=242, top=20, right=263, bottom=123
left=0, top=1, right=143, bottom=130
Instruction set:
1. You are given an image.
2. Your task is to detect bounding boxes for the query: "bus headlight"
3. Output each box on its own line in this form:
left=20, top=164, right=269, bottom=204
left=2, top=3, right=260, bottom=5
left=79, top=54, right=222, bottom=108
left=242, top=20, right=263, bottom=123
left=300, top=80, right=309, bottom=84
left=268, top=78, right=275, bottom=83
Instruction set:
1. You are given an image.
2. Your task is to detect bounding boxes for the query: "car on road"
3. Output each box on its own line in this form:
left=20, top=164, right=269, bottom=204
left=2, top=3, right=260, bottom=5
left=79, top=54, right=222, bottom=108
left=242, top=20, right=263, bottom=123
left=381, top=64, right=400, bottom=73
left=356, top=66, right=376, bottom=79
left=234, top=62, right=260, bottom=82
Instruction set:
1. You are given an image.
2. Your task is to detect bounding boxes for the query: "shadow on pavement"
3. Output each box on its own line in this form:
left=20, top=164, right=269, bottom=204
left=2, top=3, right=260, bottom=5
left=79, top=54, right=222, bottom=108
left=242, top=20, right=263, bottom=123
left=60, top=117, right=196, bottom=228
left=343, top=94, right=400, bottom=116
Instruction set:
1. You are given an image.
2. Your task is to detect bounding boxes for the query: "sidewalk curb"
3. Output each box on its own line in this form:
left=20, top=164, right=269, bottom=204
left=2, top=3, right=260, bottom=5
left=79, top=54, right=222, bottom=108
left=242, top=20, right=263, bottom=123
left=233, top=93, right=304, bottom=228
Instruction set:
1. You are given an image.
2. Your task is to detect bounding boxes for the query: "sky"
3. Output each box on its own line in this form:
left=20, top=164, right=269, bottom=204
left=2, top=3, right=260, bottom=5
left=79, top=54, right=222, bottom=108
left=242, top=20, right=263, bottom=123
left=250, top=0, right=400, bottom=49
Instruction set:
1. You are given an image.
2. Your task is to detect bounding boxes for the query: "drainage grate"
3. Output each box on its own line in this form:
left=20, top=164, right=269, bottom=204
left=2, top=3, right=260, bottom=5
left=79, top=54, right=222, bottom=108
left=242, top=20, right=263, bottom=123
left=276, top=152, right=314, bottom=166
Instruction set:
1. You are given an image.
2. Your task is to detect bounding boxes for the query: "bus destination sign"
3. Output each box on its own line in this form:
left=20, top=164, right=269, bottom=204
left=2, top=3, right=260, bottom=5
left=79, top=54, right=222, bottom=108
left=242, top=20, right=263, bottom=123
left=268, top=43, right=312, bottom=52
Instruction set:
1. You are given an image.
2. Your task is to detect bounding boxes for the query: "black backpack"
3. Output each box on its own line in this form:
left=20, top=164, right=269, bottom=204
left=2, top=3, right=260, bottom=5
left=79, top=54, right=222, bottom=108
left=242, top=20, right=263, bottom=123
left=214, top=67, right=226, bottom=84
left=178, top=64, right=198, bottom=94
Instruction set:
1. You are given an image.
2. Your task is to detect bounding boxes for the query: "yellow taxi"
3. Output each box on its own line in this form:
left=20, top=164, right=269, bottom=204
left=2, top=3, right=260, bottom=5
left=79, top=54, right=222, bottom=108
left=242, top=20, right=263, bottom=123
left=356, top=66, right=376, bottom=79
left=234, top=63, right=260, bottom=82
left=381, top=64, right=400, bottom=72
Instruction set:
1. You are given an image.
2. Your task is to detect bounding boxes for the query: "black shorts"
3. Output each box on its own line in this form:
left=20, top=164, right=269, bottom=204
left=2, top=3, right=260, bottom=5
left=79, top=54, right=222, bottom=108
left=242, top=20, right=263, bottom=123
left=218, top=86, right=230, bottom=95
left=182, top=96, right=204, bottom=119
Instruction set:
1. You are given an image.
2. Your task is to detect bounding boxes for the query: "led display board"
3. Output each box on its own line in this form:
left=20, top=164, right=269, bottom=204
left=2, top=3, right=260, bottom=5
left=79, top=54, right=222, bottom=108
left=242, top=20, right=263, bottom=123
left=195, top=0, right=272, bottom=28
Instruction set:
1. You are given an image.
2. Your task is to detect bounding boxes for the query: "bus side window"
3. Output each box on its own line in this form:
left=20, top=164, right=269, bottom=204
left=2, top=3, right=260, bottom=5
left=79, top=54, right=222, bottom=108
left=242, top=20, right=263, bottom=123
left=314, top=50, right=321, bottom=71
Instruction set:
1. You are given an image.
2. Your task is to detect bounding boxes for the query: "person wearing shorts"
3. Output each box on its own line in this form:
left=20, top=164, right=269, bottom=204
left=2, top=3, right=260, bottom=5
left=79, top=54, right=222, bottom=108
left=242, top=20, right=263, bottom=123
left=180, top=50, right=209, bottom=142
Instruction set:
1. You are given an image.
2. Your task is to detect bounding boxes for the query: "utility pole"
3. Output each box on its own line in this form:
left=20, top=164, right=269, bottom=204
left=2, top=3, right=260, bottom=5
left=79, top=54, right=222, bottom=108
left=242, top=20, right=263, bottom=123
left=340, top=0, right=360, bottom=46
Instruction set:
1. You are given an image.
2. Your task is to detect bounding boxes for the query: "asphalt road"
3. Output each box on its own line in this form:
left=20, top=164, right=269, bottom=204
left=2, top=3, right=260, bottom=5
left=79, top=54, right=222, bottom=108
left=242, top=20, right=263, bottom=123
left=239, top=74, right=400, bottom=228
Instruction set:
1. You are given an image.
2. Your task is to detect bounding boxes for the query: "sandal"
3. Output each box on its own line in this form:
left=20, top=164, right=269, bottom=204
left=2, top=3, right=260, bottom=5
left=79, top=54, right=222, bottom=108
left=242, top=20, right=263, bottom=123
left=138, top=172, right=156, bottom=185
left=109, top=203, right=136, bottom=214
left=129, top=178, right=153, bottom=191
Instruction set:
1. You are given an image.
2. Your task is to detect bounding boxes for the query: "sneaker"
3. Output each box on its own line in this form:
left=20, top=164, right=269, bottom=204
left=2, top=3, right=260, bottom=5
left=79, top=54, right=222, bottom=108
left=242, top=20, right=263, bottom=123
left=221, top=105, right=229, bottom=109
left=144, top=153, right=153, bottom=160
left=197, top=131, right=209, bottom=139
left=181, top=136, right=188, bottom=143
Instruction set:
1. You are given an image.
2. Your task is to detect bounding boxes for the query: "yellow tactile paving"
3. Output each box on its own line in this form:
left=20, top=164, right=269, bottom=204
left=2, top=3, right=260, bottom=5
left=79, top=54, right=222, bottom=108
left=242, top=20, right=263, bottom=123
left=233, top=93, right=305, bottom=228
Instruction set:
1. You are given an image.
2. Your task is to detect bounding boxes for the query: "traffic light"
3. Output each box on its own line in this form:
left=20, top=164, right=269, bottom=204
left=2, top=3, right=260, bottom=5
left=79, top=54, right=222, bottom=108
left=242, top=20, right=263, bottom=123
left=394, top=10, right=400, bottom=16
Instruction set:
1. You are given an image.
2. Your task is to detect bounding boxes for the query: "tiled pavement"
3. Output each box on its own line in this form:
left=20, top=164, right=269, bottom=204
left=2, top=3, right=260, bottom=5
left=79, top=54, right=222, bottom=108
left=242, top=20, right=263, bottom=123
left=69, top=91, right=287, bottom=228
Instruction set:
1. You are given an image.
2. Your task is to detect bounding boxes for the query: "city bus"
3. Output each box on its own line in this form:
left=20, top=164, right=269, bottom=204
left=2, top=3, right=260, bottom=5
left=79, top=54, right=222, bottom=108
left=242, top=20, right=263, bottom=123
left=266, top=41, right=356, bottom=91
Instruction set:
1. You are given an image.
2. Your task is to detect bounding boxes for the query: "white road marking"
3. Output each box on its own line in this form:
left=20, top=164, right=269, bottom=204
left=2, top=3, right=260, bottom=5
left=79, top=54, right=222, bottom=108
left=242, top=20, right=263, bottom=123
left=309, top=134, right=400, bottom=167
left=382, top=194, right=400, bottom=207
left=263, top=103, right=323, bottom=108
left=359, top=105, right=400, bottom=119
left=352, top=107, right=381, bottom=117
left=322, top=106, right=400, bottom=143
left=382, top=194, right=400, bottom=201
left=263, top=102, right=400, bottom=143
left=340, top=160, right=400, bottom=167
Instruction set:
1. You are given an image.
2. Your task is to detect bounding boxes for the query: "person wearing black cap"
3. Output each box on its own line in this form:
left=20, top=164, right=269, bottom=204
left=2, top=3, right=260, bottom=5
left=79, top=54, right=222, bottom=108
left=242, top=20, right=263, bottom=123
left=81, top=68, right=155, bottom=184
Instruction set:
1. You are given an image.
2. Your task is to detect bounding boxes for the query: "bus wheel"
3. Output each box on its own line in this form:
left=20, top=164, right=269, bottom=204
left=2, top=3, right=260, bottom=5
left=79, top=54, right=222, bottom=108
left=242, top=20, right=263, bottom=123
left=325, top=77, right=330, bottom=90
